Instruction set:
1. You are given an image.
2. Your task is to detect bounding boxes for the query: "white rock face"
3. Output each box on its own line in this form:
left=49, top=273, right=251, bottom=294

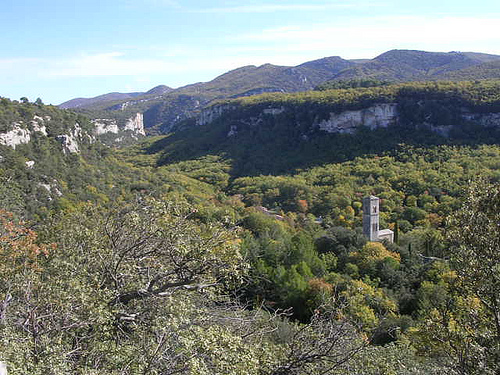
left=197, top=105, right=234, bottom=126
left=263, top=107, right=285, bottom=115
left=318, top=103, right=398, bottom=134
left=73, top=123, right=83, bottom=138
left=57, top=134, right=79, bottom=153
left=57, top=124, right=82, bottom=154
left=38, top=182, right=62, bottom=198
left=32, top=123, right=47, bottom=136
left=92, top=113, right=144, bottom=139
left=462, top=112, right=500, bottom=127
left=124, top=113, right=145, bottom=135
left=30, top=115, right=49, bottom=136
left=0, top=124, right=31, bottom=149
left=92, top=119, right=119, bottom=135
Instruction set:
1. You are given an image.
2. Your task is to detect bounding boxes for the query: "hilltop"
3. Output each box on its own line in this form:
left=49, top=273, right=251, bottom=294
left=58, top=49, right=500, bottom=134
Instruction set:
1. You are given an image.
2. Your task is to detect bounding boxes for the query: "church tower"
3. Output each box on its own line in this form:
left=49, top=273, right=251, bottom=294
left=363, top=195, right=379, bottom=241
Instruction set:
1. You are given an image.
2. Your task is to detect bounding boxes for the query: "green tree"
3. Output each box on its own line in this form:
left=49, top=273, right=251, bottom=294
left=446, top=181, right=500, bottom=373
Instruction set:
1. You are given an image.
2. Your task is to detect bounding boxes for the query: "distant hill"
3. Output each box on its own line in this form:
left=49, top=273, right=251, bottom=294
left=58, top=49, right=500, bottom=134
left=59, top=91, right=145, bottom=109
left=439, top=60, right=500, bottom=81
left=60, top=57, right=355, bottom=133
left=329, top=50, right=500, bottom=82
left=146, top=85, right=174, bottom=96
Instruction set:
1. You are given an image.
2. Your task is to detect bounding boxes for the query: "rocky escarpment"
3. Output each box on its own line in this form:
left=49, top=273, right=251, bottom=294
left=91, top=112, right=145, bottom=143
left=317, top=104, right=398, bottom=134
left=56, top=123, right=85, bottom=154
left=0, top=111, right=145, bottom=153
left=197, top=105, right=234, bottom=126
left=93, top=118, right=119, bottom=135
left=0, top=115, right=92, bottom=154
left=124, top=113, right=145, bottom=135
left=195, top=102, right=400, bottom=136
left=462, top=112, right=500, bottom=127
left=194, top=101, right=500, bottom=138
left=0, top=124, right=32, bottom=149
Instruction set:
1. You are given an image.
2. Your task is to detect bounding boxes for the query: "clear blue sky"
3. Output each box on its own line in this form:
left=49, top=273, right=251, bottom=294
left=1, top=0, right=499, bottom=104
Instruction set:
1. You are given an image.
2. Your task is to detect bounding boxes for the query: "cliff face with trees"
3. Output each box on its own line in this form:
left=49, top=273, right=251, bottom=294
left=59, top=50, right=500, bottom=134
left=1, top=83, right=500, bottom=374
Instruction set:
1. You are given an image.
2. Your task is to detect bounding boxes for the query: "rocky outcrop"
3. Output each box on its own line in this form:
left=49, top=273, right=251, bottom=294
left=196, top=100, right=500, bottom=140
left=124, top=113, right=145, bottom=135
left=31, top=115, right=49, bottom=136
left=38, top=181, right=62, bottom=199
left=263, top=107, right=285, bottom=115
left=0, top=115, right=89, bottom=152
left=462, top=112, right=500, bottom=127
left=0, top=124, right=31, bottom=149
left=57, top=123, right=83, bottom=154
left=91, top=113, right=145, bottom=142
left=92, top=118, right=120, bottom=135
left=197, top=105, right=234, bottom=126
left=198, top=105, right=285, bottom=128
left=317, top=104, right=398, bottom=134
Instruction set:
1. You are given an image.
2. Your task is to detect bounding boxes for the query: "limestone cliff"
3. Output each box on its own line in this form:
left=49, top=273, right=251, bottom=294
left=91, top=112, right=145, bottom=144
left=197, top=105, right=235, bottom=126
left=124, top=113, right=145, bottom=135
left=317, top=104, right=398, bottom=134
left=56, top=123, right=84, bottom=154
left=0, top=114, right=93, bottom=154
left=194, top=101, right=500, bottom=138
left=0, top=124, right=31, bottom=149
left=93, top=118, right=120, bottom=135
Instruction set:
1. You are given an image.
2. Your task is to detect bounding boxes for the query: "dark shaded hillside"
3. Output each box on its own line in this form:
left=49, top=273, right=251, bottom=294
left=148, top=81, right=500, bottom=176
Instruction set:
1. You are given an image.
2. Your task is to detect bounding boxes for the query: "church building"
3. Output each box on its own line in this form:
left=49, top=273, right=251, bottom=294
left=362, top=195, right=394, bottom=243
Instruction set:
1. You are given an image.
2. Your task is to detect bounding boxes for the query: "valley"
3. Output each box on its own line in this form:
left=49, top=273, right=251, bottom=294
left=1, top=49, right=500, bottom=374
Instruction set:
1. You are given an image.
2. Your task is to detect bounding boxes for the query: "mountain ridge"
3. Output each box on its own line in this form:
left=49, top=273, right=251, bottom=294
left=58, top=49, right=500, bottom=134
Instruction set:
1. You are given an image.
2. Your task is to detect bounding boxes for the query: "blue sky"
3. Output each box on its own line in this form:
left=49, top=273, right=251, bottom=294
left=1, top=0, right=499, bottom=104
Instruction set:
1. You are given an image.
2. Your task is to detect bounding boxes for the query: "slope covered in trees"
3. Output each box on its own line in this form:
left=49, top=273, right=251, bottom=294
left=1, top=84, right=500, bottom=373
left=148, top=80, right=500, bottom=176
left=59, top=50, right=500, bottom=134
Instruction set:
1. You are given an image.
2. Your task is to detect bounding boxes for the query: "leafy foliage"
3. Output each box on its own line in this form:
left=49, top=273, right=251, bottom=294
left=2, top=82, right=500, bottom=373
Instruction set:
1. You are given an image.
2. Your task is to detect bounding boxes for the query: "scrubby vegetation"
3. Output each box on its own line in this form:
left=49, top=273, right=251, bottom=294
left=1, top=83, right=500, bottom=373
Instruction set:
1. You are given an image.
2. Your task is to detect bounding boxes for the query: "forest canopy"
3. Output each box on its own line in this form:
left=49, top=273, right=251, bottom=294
left=1, top=83, right=500, bottom=373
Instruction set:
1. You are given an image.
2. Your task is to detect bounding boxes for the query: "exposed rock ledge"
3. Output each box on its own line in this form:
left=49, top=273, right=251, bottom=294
left=317, top=103, right=398, bottom=134
left=0, top=124, right=31, bottom=149
left=91, top=113, right=145, bottom=138
left=197, top=105, right=235, bottom=126
left=196, top=102, right=500, bottom=139
left=197, top=105, right=285, bottom=127
left=92, top=118, right=119, bottom=135
left=124, top=113, right=145, bottom=135
left=56, top=123, right=83, bottom=154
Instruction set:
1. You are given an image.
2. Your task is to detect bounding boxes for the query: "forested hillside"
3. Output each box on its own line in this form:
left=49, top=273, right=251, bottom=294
left=153, top=80, right=500, bottom=175
left=1, top=83, right=500, bottom=374
left=59, top=50, right=500, bottom=134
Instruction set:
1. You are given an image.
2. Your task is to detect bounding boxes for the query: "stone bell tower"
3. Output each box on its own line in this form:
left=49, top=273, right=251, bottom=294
left=363, top=195, right=380, bottom=241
